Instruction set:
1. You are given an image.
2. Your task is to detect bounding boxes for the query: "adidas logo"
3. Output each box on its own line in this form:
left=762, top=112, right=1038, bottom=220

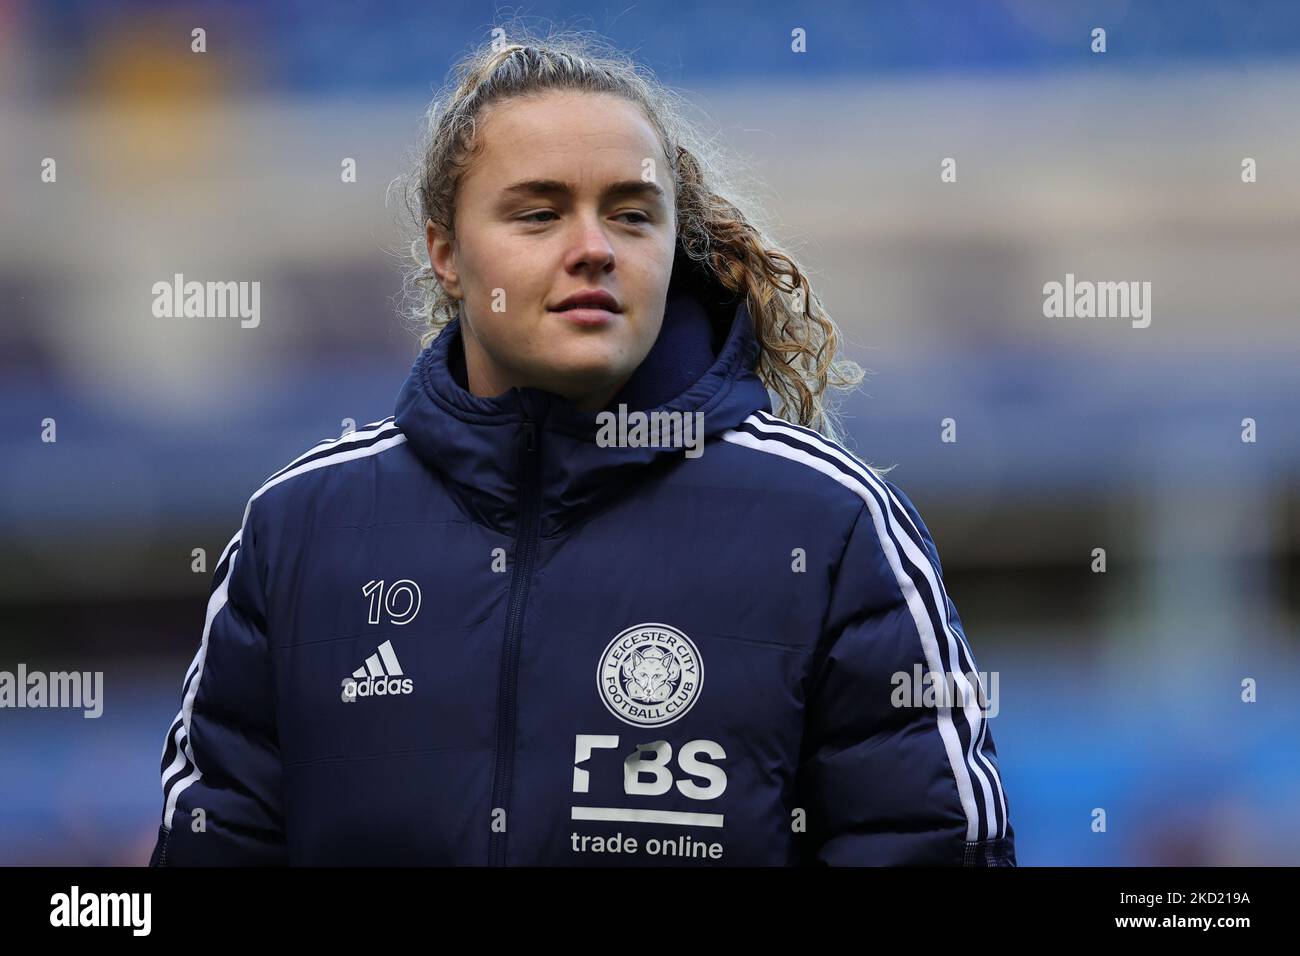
left=340, top=640, right=414, bottom=702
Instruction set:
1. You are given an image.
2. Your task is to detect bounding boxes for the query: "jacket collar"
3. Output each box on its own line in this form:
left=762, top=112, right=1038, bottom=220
left=393, top=267, right=772, bottom=538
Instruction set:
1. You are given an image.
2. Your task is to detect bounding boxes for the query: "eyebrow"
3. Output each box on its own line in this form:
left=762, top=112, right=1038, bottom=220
left=498, top=178, right=668, bottom=205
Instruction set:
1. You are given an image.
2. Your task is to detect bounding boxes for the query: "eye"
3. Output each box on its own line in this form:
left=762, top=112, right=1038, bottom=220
left=617, top=211, right=651, bottom=225
left=520, top=210, right=559, bottom=223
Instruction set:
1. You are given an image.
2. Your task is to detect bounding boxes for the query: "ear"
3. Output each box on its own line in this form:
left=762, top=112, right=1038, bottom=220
left=426, top=218, right=462, bottom=299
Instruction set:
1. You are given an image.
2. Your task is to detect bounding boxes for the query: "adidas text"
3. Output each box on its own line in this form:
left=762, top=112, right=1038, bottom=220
left=341, top=675, right=414, bottom=701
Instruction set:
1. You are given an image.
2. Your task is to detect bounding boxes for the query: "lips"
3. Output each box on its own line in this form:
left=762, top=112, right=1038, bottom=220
left=549, top=289, right=622, bottom=313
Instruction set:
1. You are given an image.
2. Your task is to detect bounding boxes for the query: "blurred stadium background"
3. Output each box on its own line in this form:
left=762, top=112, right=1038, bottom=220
left=1, top=0, right=1298, bottom=865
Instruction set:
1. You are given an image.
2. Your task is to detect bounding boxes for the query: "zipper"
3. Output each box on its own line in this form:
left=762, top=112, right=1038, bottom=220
left=154, top=825, right=169, bottom=866
left=488, top=418, right=542, bottom=866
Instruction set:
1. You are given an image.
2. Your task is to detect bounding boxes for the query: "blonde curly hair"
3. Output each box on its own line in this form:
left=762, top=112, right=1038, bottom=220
left=391, top=26, right=869, bottom=447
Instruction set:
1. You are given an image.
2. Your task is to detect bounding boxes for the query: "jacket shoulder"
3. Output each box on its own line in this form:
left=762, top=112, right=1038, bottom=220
left=242, top=416, right=411, bottom=517
left=718, top=409, right=900, bottom=516
left=215, top=417, right=417, bottom=566
left=717, top=410, right=947, bottom=590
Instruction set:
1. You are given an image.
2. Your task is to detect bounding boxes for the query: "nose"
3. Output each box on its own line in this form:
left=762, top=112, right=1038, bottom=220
left=562, top=213, right=616, bottom=274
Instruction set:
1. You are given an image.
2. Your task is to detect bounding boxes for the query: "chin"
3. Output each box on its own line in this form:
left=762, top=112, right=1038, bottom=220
left=532, top=348, right=632, bottom=398
left=551, top=335, right=630, bottom=370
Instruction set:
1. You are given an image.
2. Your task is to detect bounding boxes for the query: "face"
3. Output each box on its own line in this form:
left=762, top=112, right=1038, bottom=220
left=426, top=91, right=678, bottom=412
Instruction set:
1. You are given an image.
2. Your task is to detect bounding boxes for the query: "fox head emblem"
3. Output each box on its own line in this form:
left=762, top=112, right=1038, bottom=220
left=622, top=646, right=681, bottom=703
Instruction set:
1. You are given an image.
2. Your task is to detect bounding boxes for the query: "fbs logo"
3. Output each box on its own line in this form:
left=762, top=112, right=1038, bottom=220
left=341, top=639, right=413, bottom=702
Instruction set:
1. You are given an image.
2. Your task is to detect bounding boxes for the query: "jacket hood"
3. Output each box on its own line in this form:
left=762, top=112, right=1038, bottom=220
left=393, top=248, right=773, bottom=538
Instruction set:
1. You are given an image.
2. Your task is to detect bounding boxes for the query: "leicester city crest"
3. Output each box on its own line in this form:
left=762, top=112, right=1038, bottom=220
left=597, top=623, right=703, bottom=727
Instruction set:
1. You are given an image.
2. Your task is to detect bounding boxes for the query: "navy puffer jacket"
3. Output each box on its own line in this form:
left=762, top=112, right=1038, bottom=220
left=150, top=258, right=1015, bottom=866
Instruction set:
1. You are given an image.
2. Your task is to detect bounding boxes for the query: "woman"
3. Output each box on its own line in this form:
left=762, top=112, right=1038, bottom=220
left=150, top=35, right=1014, bottom=867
